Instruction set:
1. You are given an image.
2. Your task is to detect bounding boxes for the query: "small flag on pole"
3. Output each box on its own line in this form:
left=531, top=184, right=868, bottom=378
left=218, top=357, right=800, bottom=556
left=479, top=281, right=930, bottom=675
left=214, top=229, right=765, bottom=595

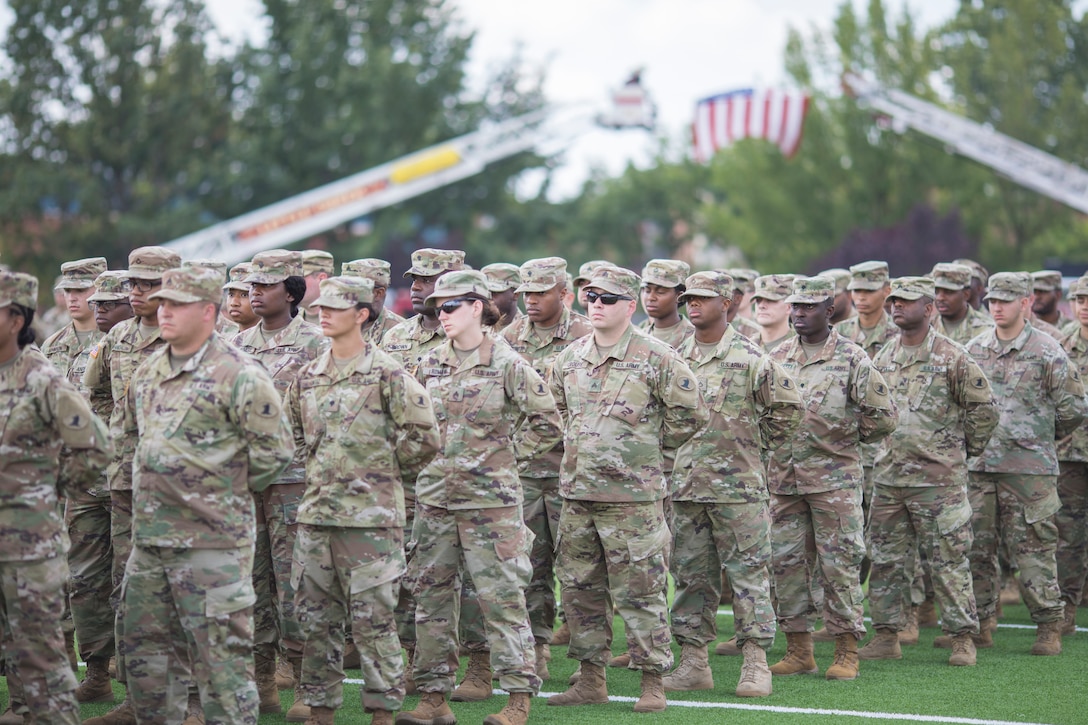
left=692, top=88, right=810, bottom=162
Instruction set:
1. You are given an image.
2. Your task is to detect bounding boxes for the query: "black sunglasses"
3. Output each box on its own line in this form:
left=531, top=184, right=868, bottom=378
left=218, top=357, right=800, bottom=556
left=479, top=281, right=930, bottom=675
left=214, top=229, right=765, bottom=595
left=436, top=298, right=476, bottom=315
left=586, top=291, right=632, bottom=305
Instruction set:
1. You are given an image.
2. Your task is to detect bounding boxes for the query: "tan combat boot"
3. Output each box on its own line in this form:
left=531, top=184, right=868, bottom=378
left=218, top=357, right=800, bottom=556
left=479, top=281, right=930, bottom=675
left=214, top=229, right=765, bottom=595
left=81, top=698, right=137, bottom=725
left=858, top=629, right=902, bottom=660
left=1062, top=603, right=1077, bottom=636
left=948, top=634, right=976, bottom=666
left=662, top=643, right=713, bottom=692
left=370, top=710, right=393, bottom=725
left=551, top=621, right=570, bottom=646
left=607, top=652, right=631, bottom=668
left=917, top=598, right=939, bottom=628
left=935, top=616, right=995, bottom=649
left=255, top=644, right=281, bottom=714
left=735, top=640, right=772, bottom=697
left=286, top=658, right=311, bottom=722
left=450, top=650, right=492, bottom=702
left=107, top=656, right=117, bottom=679
left=825, top=634, right=860, bottom=680
left=566, top=663, right=581, bottom=686
left=632, top=671, right=666, bottom=713
left=394, top=691, right=456, bottom=725
left=182, top=691, right=205, bottom=725
left=404, top=646, right=418, bottom=696
left=482, top=691, right=531, bottom=725
left=769, top=632, right=818, bottom=676
left=304, top=706, right=336, bottom=725
left=0, top=707, right=23, bottom=725
left=343, top=641, right=361, bottom=669
left=75, top=657, right=115, bottom=704
left=547, top=662, right=608, bottom=706
left=899, top=607, right=919, bottom=645
left=1030, top=620, right=1062, bottom=656
left=276, top=656, right=297, bottom=690
left=534, top=642, right=550, bottom=681
left=713, top=636, right=741, bottom=656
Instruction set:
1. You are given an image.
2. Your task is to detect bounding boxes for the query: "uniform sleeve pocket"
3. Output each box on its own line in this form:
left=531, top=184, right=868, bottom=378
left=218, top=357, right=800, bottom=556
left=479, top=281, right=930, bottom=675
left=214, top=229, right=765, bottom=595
left=206, top=579, right=257, bottom=617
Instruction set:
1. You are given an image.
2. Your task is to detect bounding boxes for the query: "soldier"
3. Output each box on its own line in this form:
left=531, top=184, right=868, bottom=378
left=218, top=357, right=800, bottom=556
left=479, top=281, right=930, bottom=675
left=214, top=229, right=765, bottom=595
left=223, top=262, right=259, bottom=335
left=286, top=276, right=439, bottom=725
left=752, top=274, right=795, bottom=352
left=547, top=265, right=706, bottom=713
left=90, top=272, right=135, bottom=334
left=862, top=277, right=998, bottom=666
left=768, top=276, right=897, bottom=681
left=723, top=273, right=763, bottom=342
left=120, top=265, right=293, bottom=723
left=402, top=270, right=561, bottom=725
left=932, top=263, right=994, bottom=345
left=481, top=263, right=524, bottom=331
left=953, top=258, right=990, bottom=313
left=571, top=260, right=609, bottom=312
left=727, top=268, right=760, bottom=321
left=638, top=259, right=694, bottom=349
left=1032, top=270, right=1073, bottom=331
left=300, top=250, right=335, bottom=325
left=819, top=268, right=855, bottom=325
left=965, top=272, right=1088, bottom=655
left=341, top=259, right=405, bottom=345
left=664, top=271, right=803, bottom=698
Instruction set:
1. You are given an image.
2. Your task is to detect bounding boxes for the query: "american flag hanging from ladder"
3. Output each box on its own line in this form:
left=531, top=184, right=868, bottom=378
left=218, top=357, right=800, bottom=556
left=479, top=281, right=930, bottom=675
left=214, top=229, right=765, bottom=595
left=692, top=88, right=810, bottom=162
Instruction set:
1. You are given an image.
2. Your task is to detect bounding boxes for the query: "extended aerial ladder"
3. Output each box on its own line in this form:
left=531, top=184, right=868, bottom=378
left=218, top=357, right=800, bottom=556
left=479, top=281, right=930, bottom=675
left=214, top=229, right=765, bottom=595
left=843, top=73, right=1088, bottom=215
left=165, top=74, right=655, bottom=264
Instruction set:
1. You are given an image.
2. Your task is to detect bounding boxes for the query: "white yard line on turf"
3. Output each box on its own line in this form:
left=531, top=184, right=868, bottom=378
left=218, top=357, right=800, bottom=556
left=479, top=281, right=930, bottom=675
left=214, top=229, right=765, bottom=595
left=715, top=608, right=1086, bottom=631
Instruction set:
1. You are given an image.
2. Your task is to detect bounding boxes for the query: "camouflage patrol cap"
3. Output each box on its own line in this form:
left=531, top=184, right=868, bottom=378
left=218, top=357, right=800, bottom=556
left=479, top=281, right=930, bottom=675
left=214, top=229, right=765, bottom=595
left=223, top=263, right=252, bottom=292
left=245, top=250, right=303, bottom=284
left=127, top=246, right=181, bottom=280
left=726, top=268, right=758, bottom=295
left=149, top=266, right=224, bottom=304
left=752, top=274, right=796, bottom=301
left=786, top=275, right=835, bottom=304
left=573, top=260, right=610, bottom=286
left=585, top=265, right=641, bottom=299
left=302, top=250, right=335, bottom=276
left=1069, top=274, right=1088, bottom=298
left=641, top=259, right=690, bottom=289
left=310, top=276, right=375, bottom=309
left=565, top=272, right=574, bottom=293
left=678, top=271, right=732, bottom=301
left=818, top=268, right=851, bottom=294
left=848, top=261, right=890, bottom=291
left=887, top=276, right=935, bottom=301
left=517, top=257, right=567, bottom=293
left=481, top=262, right=522, bottom=292
left=984, top=272, right=1031, bottom=302
left=183, top=259, right=228, bottom=277
left=342, top=258, right=392, bottom=287
left=403, top=248, right=465, bottom=278
left=0, top=271, right=39, bottom=310
left=931, top=263, right=973, bottom=290
left=954, top=258, right=989, bottom=285
left=88, top=271, right=130, bottom=302
left=1031, top=270, right=1063, bottom=292
left=56, top=257, right=108, bottom=290
left=425, top=269, right=492, bottom=305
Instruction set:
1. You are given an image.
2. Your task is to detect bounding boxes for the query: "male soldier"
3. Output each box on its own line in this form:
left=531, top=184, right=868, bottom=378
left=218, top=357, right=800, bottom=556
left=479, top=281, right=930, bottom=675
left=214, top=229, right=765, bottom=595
left=482, top=262, right=524, bottom=331
left=638, top=259, right=694, bottom=349
left=720, top=273, right=763, bottom=341
left=571, top=260, right=609, bottom=312
left=965, top=272, right=1088, bottom=655
left=664, top=271, right=803, bottom=698
left=862, top=277, right=997, bottom=666
left=300, top=250, right=335, bottom=325
left=341, top=258, right=405, bottom=345
left=1033, top=271, right=1073, bottom=331
left=121, top=265, right=293, bottom=723
left=727, top=268, right=760, bottom=321
left=287, top=276, right=439, bottom=725
left=752, top=274, right=795, bottom=352
left=953, top=258, right=990, bottom=313
left=547, top=265, right=706, bottom=713
left=223, top=262, right=259, bottom=335
left=502, top=257, right=594, bottom=676
left=932, top=263, right=994, bottom=345
left=768, top=276, right=897, bottom=681
left=819, top=268, right=855, bottom=325
left=91, top=272, right=135, bottom=334
left=234, top=250, right=328, bottom=718
left=83, top=246, right=180, bottom=725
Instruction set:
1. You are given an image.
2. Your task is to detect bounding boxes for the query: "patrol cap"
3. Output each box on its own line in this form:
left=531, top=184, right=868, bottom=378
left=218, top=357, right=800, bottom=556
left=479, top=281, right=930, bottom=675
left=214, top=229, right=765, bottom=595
left=786, top=275, right=835, bottom=304
left=726, top=268, right=758, bottom=295
left=403, top=248, right=465, bottom=278
left=678, top=271, right=732, bottom=301
left=56, top=257, right=108, bottom=290
left=425, top=269, right=492, bottom=305
left=481, top=262, right=522, bottom=292
left=984, top=272, right=1031, bottom=302
left=517, top=257, right=567, bottom=294
left=848, top=261, right=890, bottom=291
left=302, top=250, right=335, bottom=276
left=887, top=276, right=935, bottom=301
left=310, top=276, right=375, bottom=309
left=573, top=260, right=610, bottom=286
left=565, top=272, right=574, bottom=293
left=585, top=265, right=641, bottom=299
left=223, top=263, right=252, bottom=292
left=1069, top=274, right=1088, bottom=298
left=88, top=271, right=130, bottom=303
left=817, top=268, right=851, bottom=294
left=752, top=274, right=795, bottom=301
left=641, top=259, right=690, bottom=289
left=183, top=259, right=228, bottom=277
left=931, top=263, right=973, bottom=290
left=0, top=271, right=39, bottom=310
left=127, top=246, right=181, bottom=280
left=1032, top=270, right=1063, bottom=292
left=245, top=250, right=303, bottom=284
left=149, top=266, right=224, bottom=304
left=954, top=258, right=989, bottom=285
left=342, top=258, right=392, bottom=287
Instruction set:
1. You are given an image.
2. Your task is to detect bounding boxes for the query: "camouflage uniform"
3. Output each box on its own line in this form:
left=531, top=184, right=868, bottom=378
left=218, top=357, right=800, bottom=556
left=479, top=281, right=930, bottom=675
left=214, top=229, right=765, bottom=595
left=1058, top=294, right=1088, bottom=613
left=731, top=314, right=763, bottom=342
left=966, top=273, right=1088, bottom=624
left=341, top=259, right=405, bottom=345
left=1, top=272, right=112, bottom=724
left=121, top=267, right=294, bottom=723
left=931, top=263, right=996, bottom=352
left=638, top=259, right=695, bottom=350
left=287, top=277, right=439, bottom=713
left=550, top=266, right=706, bottom=673
left=382, top=315, right=446, bottom=377
left=869, top=278, right=998, bottom=637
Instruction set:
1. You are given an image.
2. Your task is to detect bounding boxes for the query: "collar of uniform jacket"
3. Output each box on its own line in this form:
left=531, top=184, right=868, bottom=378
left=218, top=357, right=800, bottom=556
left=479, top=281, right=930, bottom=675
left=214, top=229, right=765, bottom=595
left=576, top=323, right=637, bottom=366
left=890, top=327, right=937, bottom=367
left=309, top=344, right=377, bottom=378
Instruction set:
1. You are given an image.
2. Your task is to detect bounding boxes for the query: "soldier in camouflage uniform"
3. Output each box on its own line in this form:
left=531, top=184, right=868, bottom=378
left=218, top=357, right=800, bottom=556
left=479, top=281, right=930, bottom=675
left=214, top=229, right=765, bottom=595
left=768, top=276, right=898, bottom=681
left=752, top=274, right=795, bottom=352
left=547, top=265, right=706, bottom=713
left=862, top=277, right=998, bottom=666
left=638, top=259, right=694, bottom=349
left=819, top=268, right=855, bottom=326
left=91, top=272, right=134, bottom=334
left=932, top=263, right=995, bottom=345
left=222, top=263, right=259, bottom=336
left=481, top=263, right=524, bottom=332
left=0, top=270, right=112, bottom=725
left=1033, top=271, right=1074, bottom=331
left=727, top=268, right=760, bottom=322
left=965, top=272, right=1088, bottom=655
left=342, top=259, right=405, bottom=345
left=663, top=271, right=803, bottom=698
left=953, top=258, right=990, bottom=314
left=571, top=260, right=609, bottom=312
left=286, top=276, right=439, bottom=725
left=724, top=272, right=763, bottom=341
left=401, top=270, right=561, bottom=725
left=300, top=250, right=335, bottom=326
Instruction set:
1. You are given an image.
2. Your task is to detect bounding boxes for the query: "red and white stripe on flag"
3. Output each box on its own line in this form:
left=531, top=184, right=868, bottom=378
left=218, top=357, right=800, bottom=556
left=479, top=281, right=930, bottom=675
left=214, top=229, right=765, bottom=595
left=692, top=88, right=810, bottom=162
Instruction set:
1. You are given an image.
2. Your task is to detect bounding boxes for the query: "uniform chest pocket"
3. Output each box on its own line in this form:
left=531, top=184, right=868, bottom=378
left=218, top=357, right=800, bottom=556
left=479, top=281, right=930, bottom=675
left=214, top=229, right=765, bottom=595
left=907, top=373, right=947, bottom=415
left=711, top=367, right=750, bottom=415
left=165, top=388, right=225, bottom=442
left=341, top=382, right=381, bottom=437
left=452, top=377, right=504, bottom=424
left=607, top=373, right=653, bottom=426
left=804, top=372, right=847, bottom=415
left=300, top=387, right=328, bottom=446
